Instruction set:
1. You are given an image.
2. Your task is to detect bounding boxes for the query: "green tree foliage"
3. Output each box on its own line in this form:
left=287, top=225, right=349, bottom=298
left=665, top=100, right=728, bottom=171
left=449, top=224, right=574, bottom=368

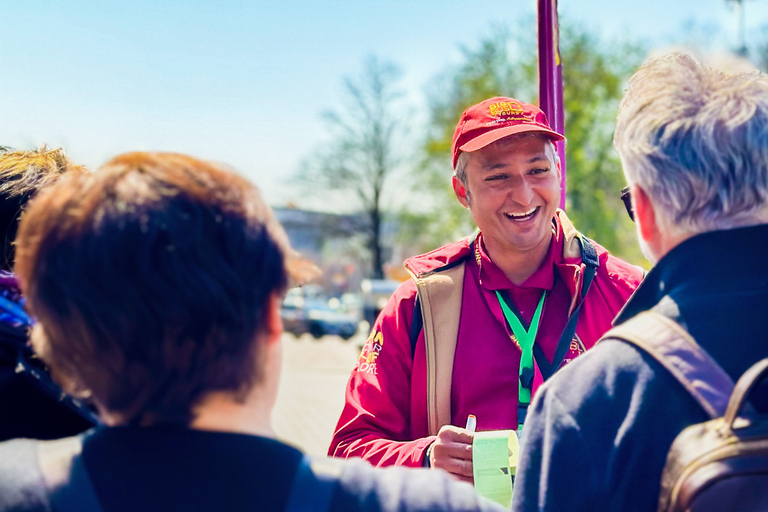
left=559, top=24, right=645, bottom=263
left=411, top=21, right=647, bottom=265
left=405, top=26, right=533, bottom=253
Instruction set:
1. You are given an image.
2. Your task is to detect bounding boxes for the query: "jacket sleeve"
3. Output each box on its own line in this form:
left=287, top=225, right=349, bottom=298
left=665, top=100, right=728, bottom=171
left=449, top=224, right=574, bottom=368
left=512, top=340, right=704, bottom=512
left=594, top=248, right=646, bottom=314
left=332, top=460, right=509, bottom=512
left=328, top=280, right=436, bottom=467
left=511, top=382, right=594, bottom=512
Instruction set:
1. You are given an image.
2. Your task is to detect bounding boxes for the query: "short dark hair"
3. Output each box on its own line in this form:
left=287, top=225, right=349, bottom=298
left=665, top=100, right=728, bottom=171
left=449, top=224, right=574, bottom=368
left=0, top=147, right=83, bottom=271
left=15, top=152, right=313, bottom=425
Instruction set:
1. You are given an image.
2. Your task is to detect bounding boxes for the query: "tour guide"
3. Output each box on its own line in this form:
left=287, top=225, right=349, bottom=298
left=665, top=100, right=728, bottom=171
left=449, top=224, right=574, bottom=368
left=328, top=97, right=644, bottom=482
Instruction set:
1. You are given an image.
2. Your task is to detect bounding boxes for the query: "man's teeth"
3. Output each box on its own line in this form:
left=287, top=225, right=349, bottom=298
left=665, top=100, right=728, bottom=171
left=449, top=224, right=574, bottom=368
left=506, top=208, right=537, bottom=219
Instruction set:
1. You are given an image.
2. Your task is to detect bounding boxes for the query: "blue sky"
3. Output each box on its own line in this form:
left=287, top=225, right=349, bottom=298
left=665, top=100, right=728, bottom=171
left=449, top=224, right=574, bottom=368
left=2, top=0, right=767, bottom=209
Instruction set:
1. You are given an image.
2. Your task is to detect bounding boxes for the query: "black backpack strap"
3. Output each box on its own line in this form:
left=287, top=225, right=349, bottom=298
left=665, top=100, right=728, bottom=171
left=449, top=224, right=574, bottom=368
left=16, top=349, right=100, bottom=425
left=534, top=235, right=599, bottom=380
left=36, top=434, right=105, bottom=512
left=409, top=294, right=423, bottom=358
left=284, top=455, right=344, bottom=512
left=602, top=310, right=734, bottom=418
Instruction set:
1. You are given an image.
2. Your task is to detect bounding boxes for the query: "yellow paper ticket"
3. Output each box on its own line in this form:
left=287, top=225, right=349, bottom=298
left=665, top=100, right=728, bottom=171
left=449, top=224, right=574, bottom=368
left=471, top=429, right=519, bottom=507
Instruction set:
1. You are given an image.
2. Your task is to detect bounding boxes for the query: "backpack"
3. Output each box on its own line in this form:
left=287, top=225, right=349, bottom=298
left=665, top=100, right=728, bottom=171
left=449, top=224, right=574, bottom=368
left=603, top=311, right=768, bottom=512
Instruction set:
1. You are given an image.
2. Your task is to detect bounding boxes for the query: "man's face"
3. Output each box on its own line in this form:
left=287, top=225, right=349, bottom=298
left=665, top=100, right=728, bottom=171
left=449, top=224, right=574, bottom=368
left=455, top=135, right=561, bottom=257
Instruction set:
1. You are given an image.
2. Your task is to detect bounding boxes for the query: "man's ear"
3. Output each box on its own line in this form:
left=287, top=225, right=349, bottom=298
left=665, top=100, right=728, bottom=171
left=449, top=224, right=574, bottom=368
left=453, top=175, right=469, bottom=208
left=264, top=293, right=284, bottom=345
left=632, top=184, right=658, bottom=245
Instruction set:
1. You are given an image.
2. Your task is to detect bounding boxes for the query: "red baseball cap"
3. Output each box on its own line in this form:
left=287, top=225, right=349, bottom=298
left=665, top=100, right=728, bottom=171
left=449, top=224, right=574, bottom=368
left=451, top=97, right=565, bottom=169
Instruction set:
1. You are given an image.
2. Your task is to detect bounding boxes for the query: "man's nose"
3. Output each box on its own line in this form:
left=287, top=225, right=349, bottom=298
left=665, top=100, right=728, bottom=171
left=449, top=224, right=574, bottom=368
left=508, top=178, right=534, bottom=205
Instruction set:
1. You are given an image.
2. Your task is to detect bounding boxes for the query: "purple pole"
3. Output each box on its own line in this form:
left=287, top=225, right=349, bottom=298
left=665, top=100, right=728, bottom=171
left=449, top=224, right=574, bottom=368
left=537, top=0, right=566, bottom=209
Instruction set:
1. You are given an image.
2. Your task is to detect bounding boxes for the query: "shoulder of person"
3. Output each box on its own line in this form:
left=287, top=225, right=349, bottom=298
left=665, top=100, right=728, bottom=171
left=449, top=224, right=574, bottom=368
left=598, top=251, right=645, bottom=284
left=380, top=238, right=472, bottom=317
left=586, top=241, right=645, bottom=294
left=0, top=438, right=49, bottom=512
left=535, top=338, right=656, bottom=413
left=404, top=239, right=472, bottom=278
left=333, top=459, right=506, bottom=512
left=555, top=210, right=644, bottom=284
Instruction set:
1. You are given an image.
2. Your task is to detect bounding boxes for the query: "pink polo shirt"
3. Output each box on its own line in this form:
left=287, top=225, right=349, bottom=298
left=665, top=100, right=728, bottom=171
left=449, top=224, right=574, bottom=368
left=450, top=229, right=578, bottom=431
left=329, top=211, right=643, bottom=467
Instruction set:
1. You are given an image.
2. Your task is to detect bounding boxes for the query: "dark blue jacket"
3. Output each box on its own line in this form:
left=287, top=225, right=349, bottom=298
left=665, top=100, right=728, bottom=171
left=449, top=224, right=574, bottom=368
left=512, top=224, right=768, bottom=512
left=0, top=271, right=94, bottom=441
left=0, top=426, right=507, bottom=512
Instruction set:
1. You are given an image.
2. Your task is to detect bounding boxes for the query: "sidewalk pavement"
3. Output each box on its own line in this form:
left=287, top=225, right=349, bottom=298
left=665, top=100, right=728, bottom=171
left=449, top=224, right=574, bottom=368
left=272, top=332, right=363, bottom=457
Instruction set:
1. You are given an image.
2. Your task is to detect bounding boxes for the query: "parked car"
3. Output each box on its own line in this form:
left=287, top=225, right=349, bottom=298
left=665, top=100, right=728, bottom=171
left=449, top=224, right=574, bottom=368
left=281, top=291, right=359, bottom=340
left=360, top=279, right=401, bottom=328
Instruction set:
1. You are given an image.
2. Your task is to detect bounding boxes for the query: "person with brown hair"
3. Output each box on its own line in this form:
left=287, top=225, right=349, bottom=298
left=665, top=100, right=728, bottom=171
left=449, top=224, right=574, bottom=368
left=0, top=146, right=94, bottom=441
left=0, top=151, right=505, bottom=512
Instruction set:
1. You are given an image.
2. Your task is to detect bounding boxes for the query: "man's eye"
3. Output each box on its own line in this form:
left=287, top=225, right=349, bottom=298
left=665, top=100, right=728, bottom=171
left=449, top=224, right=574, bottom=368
left=530, top=167, right=549, bottom=175
left=486, top=175, right=507, bottom=181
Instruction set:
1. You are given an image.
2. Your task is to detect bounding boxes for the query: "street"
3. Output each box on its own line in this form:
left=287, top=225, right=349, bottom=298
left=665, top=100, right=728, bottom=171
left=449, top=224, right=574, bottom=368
left=272, top=332, right=363, bottom=456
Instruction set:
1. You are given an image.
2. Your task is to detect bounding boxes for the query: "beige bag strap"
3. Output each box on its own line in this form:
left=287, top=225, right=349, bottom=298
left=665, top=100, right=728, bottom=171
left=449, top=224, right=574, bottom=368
left=412, top=262, right=465, bottom=436
left=602, top=310, right=733, bottom=419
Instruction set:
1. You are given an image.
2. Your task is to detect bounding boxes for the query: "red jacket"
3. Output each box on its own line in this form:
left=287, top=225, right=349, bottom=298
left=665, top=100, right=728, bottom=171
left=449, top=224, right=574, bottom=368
left=328, top=211, right=644, bottom=467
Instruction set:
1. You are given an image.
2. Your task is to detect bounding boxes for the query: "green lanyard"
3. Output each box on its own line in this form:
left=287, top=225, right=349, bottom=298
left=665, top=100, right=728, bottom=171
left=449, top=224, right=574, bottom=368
left=495, top=289, right=546, bottom=432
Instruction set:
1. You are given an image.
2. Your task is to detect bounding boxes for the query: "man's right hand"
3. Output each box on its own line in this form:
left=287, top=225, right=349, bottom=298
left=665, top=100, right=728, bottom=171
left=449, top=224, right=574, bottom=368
left=428, top=424, right=474, bottom=484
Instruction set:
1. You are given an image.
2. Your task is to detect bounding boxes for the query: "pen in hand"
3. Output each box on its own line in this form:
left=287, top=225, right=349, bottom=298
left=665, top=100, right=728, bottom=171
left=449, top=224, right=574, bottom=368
left=465, top=414, right=476, bottom=432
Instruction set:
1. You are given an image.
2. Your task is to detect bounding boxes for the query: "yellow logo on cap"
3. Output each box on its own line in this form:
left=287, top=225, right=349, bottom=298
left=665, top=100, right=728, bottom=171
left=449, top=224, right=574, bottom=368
left=488, top=100, right=533, bottom=122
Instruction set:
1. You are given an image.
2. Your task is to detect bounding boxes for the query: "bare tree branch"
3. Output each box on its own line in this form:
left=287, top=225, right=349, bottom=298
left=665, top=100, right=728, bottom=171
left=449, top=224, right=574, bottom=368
left=300, top=55, right=408, bottom=279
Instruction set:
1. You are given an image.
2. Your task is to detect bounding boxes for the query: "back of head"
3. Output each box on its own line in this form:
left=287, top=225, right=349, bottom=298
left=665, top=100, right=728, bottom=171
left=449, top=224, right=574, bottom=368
left=14, top=152, right=311, bottom=425
left=614, top=53, right=768, bottom=234
left=0, top=147, right=83, bottom=271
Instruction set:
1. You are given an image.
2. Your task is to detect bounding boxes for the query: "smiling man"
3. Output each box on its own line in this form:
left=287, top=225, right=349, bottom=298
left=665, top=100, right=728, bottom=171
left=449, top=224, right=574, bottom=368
left=329, top=97, right=644, bottom=482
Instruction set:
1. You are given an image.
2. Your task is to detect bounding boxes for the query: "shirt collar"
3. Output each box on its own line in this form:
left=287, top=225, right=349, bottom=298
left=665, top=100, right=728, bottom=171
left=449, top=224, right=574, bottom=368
left=474, top=226, right=559, bottom=291
left=615, top=223, right=768, bottom=324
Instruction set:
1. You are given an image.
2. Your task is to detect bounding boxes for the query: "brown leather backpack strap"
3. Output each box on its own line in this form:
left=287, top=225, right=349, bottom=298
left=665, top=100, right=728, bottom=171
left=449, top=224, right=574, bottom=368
left=411, top=262, right=466, bottom=436
left=602, top=310, right=734, bottom=418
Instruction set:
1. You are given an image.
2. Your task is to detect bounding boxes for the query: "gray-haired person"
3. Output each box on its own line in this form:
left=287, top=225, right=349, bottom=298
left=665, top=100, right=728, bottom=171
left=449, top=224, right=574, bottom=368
left=512, top=53, right=768, bottom=512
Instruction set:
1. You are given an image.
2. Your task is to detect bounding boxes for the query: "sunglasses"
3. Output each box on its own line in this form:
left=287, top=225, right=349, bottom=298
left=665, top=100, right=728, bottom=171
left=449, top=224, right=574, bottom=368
left=620, top=186, right=634, bottom=222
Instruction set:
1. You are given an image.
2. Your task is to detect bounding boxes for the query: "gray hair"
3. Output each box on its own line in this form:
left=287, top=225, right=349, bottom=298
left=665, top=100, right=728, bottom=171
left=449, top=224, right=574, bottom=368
left=615, top=52, right=768, bottom=234
left=454, top=132, right=560, bottom=185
